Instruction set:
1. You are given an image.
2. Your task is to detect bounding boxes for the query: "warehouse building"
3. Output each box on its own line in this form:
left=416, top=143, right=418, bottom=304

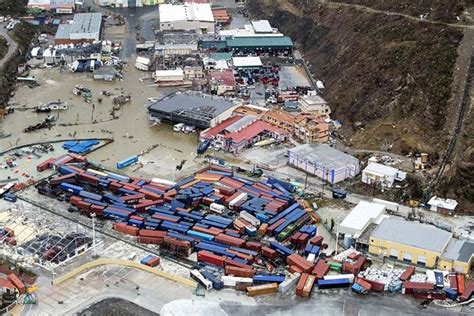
left=339, top=201, right=386, bottom=239
left=369, top=218, right=453, bottom=268
left=439, top=239, right=474, bottom=274
left=155, top=44, right=198, bottom=56
left=288, top=144, right=360, bottom=184
left=148, top=92, right=238, bottom=129
left=232, top=56, right=263, bottom=69
left=362, top=162, right=406, bottom=188
left=225, top=36, right=293, bottom=54
left=55, top=13, right=102, bottom=44
left=159, top=3, right=215, bottom=32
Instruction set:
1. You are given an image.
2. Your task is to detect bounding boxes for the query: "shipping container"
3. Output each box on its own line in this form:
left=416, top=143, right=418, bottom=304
left=403, top=282, right=434, bottom=295
left=190, top=269, right=212, bottom=290
left=296, top=273, right=309, bottom=297
left=197, top=251, right=225, bottom=267
left=8, top=273, right=26, bottom=294
left=287, top=253, right=312, bottom=273
left=247, top=283, right=278, bottom=297
left=399, top=266, right=415, bottom=281
left=253, top=274, right=286, bottom=284
left=221, top=276, right=253, bottom=287
left=225, top=266, right=255, bottom=278
left=201, top=271, right=224, bottom=290
left=317, top=278, right=351, bottom=289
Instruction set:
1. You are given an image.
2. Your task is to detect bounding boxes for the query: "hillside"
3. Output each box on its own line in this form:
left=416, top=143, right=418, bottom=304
left=248, top=0, right=473, bottom=208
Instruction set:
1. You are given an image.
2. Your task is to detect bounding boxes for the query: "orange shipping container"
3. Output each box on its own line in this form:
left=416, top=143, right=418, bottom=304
left=247, top=283, right=278, bottom=297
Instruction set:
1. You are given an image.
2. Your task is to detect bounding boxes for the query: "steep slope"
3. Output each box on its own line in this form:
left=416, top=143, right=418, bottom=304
left=249, top=0, right=473, bottom=208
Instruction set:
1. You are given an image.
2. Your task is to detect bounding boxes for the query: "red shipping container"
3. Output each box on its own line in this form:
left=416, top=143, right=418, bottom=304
left=287, top=253, right=312, bottom=273
left=267, top=218, right=285, bottom=235
left=227, top=249, right=254, bottom=263
left=114, top=223, right=139, bottom=236
left=77, top=201, right=91, bottom=211
left=138, top=189, right=162, bottom=200
left=355, top=277, right=372, bottom=291
left=70, top=196, right=82, bottom=205
left=90, top=205, right=105, bottom=215
left=225, top=266, right=255, bottom=278
left=360, top=278, right=385, bottom=292
left=220, top=177, right=245, bottom=189
left=4, top=237, right=16, bottom=246
left=139, top=230, right=167, bottom=238
left=296, top=233, right=309, bottom=246
left=289, top=265, right=303, bottom=274
left=311, top=259, right=329, bottom=279
left=460, top=284, right=474, bottom=302
left=110, top=182, right=123, bottom=191
left=403, top=282, right=434, bottom=295
left=67, top=153, right=87, bottom=162
left=290, top=232, right=302, bottom=243
left=137, top=236, right=163, bottom=244
left=8, top=273, right=26, bottom=294
left=197, top=251, right=225, bottom=267
left=50, top=173, right=76, bottom=186
left=152, top=213, right=179, bottom=223
left=258, top=223, right=268, bottom=237
left=3, top=227, right=14, bottom=237
left=77, top=173, right=99, bottom=185
left=457, top=274, right=465, bottom=294
left=399, top=266, right=415, bottom=281
left=449, top=273, right=458, bottom=291
left=215, top=234, right=246, bottom=248
left=296, top=273, right=309, bottom=297
left=309, top=236, right=324, bottom=246
left=37, top=158, right=55, bottom=172
left=193, top=226, right=220, bottom=236
left=135, top=200, right=163, bottom=212
left=121, top=194, right=146, bottom=203
left=146, top=256, right=160, bottom=267
left=261, top=246, right=277, bottom=260
left=245, top=241, right=261, bottom=251
left=208, top=227, right=225, bottom=234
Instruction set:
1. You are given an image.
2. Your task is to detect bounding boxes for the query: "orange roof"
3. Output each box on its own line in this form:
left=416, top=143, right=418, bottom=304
left=294, top=114, right=326, bottom=124
left=265, top=110, right=295, bottom=123
left=224, top=120, right=287, bottom=143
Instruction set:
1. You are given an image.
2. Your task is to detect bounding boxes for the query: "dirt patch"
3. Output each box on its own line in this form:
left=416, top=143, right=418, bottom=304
left=78, top=298, right=158, bottom=316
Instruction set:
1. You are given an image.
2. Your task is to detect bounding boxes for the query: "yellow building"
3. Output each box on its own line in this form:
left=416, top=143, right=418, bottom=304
left=368, top=218, right=452, bottom=268
left=438, top=239, right=474, bottom=274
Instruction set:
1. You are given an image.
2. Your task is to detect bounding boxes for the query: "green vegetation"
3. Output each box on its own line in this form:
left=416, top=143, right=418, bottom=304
left=0, top=0, right=27, bottom=16
left=0, top=36, right=7, bottom=60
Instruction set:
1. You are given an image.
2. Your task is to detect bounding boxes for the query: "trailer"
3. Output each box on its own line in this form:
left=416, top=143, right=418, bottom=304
left=190, top=269, right=213, bottom=291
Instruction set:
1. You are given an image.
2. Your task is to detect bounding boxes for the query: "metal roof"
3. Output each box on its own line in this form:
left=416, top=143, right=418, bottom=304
left=251, top=20, right=273, bottom=33
left=159, top=3, right=214, bottom=23
left=371, top=218, right=452, bottom=253
left=339, top=201, right=386, bottom=236
left=364, top=162, right=398, bottom=177
left=232, top=56, right=262, bottom=68
left=226, top=36, right=293, bottom=48
left=55, top=24, right=71, bottom=39
left=148, top=92, right=236, bottom=122
left=428, top=196, right=458, bottom=210
left=442, top=239, right=474, bottom=262
left=289, top=144, right=359, bottom=171
left=225, top=115, right=257, bottom=133
left=70, top=13, right=102, bottom=35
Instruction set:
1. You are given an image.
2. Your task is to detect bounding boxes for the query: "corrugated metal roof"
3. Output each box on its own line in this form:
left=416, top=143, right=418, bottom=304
left=442, top=239, right=474, bottom=262
left=289, top=144, right=359, bottom=171
left=364, top=162, right=398, bottom=177
left=225, top=115, right=257, bottom=133
left=371, top=217, right=452, bottom=253
left=55, top=24, right=71, bottom=39
left=224, top=120, right=285, bottom=143
left=226, top=36, right=293, bottom=48
left=251, top=20, right=273, bottom=33
left=339, top=201, right=385, bottom=236
left=70, top=13, right=102, bottom=35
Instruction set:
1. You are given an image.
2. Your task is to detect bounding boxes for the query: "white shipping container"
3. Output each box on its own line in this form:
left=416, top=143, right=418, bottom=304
left=306, top=253, right=316, bottom=264
left=229, top=193, right=248, bottom=209
left=324, top=274, right=355, bottom=283
left=190, top=270, right=212, bottom=291
left=240, top=210, right=261, bottom=226
left=279, top=273, right=300, bottom=293
left=210, top=203, right=226, bottom=214
left=221, top=276, right=253, bottom=287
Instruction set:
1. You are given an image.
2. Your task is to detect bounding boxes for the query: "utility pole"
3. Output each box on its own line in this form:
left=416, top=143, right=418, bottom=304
left=91, top=213, right=98, bottom=259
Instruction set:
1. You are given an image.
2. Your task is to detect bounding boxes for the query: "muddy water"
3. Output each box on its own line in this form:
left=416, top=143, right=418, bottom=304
left=1, top=64, right=199, bottom=178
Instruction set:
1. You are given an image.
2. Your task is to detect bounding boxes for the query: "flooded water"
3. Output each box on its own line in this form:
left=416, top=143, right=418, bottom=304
left=2, top=65, right=199, bottom=178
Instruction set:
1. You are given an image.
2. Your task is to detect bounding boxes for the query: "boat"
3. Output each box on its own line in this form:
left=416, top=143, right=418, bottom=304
left=173, top=123, right=185, bottom=132
left=36, top=101, right=67, bottom=112
left=253, top=138, right=276, bottom=147
left=197, top=139, right=211, bottom=155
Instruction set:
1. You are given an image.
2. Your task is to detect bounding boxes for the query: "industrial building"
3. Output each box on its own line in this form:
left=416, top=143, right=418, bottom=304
left=225, top=36, right=293, bottom=54
left=232, top=56, right=263, bottom=69
left=153, top=69, right=185, bottom=84
left=208, top=69, right=236, bottom=96
left=298, top=95, right=331, bottom=117
left=288, top=144, right=360, bottom=184
left=428, top=196, right=458, bottom=215
left=27, top=0, right=75, bottom=13
left=55, top=13, right=102, bottom=44
left=439, top=239, right=474, bottom=274
left=159, top=3, right=215, bottom=32
left=339, top=201, right=386, bottom=239
left=369, top=218, right=453, bottom=268
left=148, top=92, right=238, bottom=129
left=155, top=44, right=198, bottom=56
left=362, top=162, right=406, bottom=188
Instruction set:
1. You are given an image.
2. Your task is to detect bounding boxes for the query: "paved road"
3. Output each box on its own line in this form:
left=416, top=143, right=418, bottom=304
left=0, top=23, right=18, bottom=68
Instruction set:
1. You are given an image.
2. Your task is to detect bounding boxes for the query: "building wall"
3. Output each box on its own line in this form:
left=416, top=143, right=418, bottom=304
left=362, top=170, right=395, bottom=187
left=160, top=20, right=215, bottom=32
left=209, top=104, right=239, bottom=128
left=368, top=238, right=441, bottom=268
left=438, top=258, right=471, bottom=274
left=54, top=38, right=95, bottom=45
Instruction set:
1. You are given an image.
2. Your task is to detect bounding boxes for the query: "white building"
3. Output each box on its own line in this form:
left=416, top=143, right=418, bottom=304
left=155, top=44, right=198, bottom=56
left=428, top=196, right=458, bottom=215
left=55, top=13, right=102, bottom=44
left=98, top=0, right=142, bottom=7
left=362, top=162, right=406, bottom=188
left=159, top=3, right=215, bottom=33
left=154, top=68, right=185, bottom=83
left=298, top=95, right=331, bottom=118
left=339, top=201, right=386, bottom=238
left=288, top=144, right=360, bottom=184
left=232, top=56, right=263, bottom=69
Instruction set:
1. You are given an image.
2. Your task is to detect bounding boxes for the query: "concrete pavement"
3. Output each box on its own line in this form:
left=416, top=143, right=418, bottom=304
left=0, top=22, right=18, bottom=68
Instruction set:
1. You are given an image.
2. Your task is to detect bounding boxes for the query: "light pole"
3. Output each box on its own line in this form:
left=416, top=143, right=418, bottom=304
left=91, top=213, right=97, bottom=258
left=172, top=158, right=176, bottom=182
